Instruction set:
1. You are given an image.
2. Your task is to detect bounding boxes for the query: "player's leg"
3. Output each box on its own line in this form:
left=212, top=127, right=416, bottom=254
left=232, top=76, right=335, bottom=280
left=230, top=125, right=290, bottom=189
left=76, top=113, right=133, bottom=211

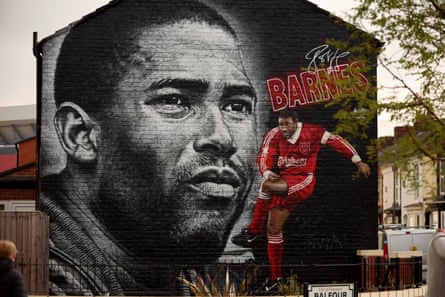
left=232, top=178, right=288, bottom=246
left=247, top=191, right=272, bottom=234
left=263, top=175, right=315, bottom=290
left=267, top=206, right=289, bottom=283
left=231, top=191, right=271, bottom=246
left=249, top=178, right=287, bottom=233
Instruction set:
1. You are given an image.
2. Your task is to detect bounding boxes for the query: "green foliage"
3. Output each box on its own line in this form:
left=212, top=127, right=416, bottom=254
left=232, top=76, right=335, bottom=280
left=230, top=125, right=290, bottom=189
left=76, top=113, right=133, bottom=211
left=330, top=0, right=445, bottom=166
left=278, top=274, right=304, bottom=296
left=178, top=266, right=306, bottom=296
left=177, top=264, right=258, bottom=297
left=321, top=20, right=381, bottom=161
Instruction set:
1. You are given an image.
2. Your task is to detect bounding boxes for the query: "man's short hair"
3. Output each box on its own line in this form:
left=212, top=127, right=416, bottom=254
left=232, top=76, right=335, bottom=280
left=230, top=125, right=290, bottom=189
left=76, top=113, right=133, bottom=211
left=54, top=0, right=238, bottom=116
left=278, top=108, right=299, bottom=121
left=0, top=240, right=17, bottom=258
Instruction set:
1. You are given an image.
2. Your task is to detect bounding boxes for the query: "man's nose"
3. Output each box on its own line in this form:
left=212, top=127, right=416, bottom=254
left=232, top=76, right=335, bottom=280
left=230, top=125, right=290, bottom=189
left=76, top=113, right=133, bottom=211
left=193, top=107, right=237, bottom=157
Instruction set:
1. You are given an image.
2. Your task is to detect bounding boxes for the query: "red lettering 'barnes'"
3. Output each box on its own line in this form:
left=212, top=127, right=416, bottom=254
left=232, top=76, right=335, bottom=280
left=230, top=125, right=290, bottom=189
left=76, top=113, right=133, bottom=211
left=266, top=61, right=369, bottom=111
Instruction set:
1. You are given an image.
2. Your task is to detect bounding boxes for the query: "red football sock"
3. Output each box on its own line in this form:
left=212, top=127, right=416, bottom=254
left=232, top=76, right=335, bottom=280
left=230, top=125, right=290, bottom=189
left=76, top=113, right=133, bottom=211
left=248, top=193, right=271, bottom=234
left=267, top=233, right=284, bottom=281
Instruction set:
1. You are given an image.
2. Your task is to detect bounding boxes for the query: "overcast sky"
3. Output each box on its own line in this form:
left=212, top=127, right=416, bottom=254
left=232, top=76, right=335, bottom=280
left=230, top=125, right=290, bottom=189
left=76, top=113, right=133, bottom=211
left=0, top=0, right=398, bottom=136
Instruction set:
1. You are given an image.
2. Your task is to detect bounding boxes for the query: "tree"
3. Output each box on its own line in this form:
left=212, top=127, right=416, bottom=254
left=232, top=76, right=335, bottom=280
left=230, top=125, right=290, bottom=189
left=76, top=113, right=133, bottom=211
left=327, top=0, right=445, bottom=165
left=350, top=0, right=445, bottom=163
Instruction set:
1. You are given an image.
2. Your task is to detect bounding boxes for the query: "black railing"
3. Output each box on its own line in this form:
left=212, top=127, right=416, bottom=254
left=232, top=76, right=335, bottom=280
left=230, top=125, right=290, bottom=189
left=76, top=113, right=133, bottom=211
left=358, top=256, right=423, bottom=292
left=17, top=259, right=423, bottom=295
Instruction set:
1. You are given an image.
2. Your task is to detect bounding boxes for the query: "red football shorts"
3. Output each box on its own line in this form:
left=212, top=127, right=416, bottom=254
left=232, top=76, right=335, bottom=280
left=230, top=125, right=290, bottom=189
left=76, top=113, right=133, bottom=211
left=269, top=173, right=315, bottom=212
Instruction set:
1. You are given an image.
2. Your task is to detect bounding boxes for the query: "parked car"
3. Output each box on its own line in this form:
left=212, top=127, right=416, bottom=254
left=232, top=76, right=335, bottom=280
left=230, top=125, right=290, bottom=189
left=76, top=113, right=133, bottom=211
left=378, top=228, right=435, bottom=282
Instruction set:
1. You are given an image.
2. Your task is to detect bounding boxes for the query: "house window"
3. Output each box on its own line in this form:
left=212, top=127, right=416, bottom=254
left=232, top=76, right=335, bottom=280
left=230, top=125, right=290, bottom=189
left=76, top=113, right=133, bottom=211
left=441, top=212, right=445, bottom=229
left=394, top=167, right=399, bottom=204
left=440, top=159, right=445, bottom=196
left=413, top=162, right=420, bottom=199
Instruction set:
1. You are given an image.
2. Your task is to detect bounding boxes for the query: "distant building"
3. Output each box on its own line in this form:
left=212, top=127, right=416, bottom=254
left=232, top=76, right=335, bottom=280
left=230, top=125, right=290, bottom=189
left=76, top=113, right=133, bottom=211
left=0, top=105, right=36, bottom=210
left=0, top=105, right=35, bottom=143
left=379, top=124, right=445, bottom=229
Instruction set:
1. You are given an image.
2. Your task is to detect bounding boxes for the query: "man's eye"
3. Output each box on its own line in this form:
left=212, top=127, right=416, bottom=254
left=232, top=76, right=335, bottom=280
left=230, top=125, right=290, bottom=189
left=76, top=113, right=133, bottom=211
left=155, top=94, right=188, bottom=106
left=222, top=101, right=252, bottom=116
left=145, top=94, right=191, bottom=118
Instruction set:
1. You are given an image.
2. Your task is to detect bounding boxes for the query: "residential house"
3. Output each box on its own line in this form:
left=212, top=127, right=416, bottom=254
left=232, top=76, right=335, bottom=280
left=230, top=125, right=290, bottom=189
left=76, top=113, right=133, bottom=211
left=379, top=125, right=445, bottom=229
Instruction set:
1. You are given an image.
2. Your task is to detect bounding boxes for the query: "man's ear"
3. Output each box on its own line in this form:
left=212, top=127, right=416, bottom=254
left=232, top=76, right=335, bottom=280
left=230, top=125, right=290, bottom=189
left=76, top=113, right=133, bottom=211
left=54, top=102, right=99, bottom=164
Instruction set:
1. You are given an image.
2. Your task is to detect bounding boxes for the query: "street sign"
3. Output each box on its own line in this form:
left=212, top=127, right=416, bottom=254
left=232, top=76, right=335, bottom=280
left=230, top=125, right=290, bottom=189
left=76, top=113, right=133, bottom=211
left=305, top=283, right=356, bottom=297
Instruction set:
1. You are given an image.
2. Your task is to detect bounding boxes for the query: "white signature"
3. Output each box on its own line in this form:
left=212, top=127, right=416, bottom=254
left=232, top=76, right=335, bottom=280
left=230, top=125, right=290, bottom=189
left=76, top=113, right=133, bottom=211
left=305, top=44, right=350, bottom=71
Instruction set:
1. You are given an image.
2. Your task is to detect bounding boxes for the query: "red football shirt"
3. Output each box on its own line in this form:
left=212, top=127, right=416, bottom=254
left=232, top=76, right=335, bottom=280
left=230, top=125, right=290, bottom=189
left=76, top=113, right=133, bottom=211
left=257, top=122, right=361, bottom=178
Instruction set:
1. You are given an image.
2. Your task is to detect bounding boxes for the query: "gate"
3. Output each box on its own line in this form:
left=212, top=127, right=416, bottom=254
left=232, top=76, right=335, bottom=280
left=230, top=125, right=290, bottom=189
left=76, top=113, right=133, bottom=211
left=0, top=211, right=49, bottom=295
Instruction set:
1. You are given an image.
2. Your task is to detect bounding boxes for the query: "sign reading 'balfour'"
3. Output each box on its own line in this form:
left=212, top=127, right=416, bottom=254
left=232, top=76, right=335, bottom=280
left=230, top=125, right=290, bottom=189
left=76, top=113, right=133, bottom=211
left=305, top=283, right=356, bottom=297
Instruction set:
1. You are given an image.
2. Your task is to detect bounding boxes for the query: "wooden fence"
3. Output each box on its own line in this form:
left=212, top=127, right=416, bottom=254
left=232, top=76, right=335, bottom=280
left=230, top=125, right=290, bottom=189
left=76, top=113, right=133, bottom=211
left=0, top=211, right=49, bottom=295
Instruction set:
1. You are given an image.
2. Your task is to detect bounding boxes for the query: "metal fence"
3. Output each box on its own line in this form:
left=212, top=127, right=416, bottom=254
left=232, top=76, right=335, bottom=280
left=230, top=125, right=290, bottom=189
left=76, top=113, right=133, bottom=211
left=358, top=255, right=423, bottom=292
left=15, top=259, right=423, bottom=296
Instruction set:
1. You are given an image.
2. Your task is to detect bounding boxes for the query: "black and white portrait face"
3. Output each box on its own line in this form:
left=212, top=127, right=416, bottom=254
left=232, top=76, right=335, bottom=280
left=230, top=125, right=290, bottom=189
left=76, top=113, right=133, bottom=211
left=94, top=21, right=257, bottom=259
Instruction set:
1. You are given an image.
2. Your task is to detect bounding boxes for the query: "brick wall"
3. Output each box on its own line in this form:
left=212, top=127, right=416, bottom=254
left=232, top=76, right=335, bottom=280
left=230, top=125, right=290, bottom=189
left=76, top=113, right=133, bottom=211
left=0, top=188, right=35, bottom=200
left=38, top=0, right=377, bottom=294
left=217, top=0, right=378, bottom=283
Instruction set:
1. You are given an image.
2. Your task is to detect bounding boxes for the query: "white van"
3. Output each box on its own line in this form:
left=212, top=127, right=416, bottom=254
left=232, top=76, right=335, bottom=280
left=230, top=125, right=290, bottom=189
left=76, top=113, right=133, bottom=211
left=379, top=228, right=435, bottom=282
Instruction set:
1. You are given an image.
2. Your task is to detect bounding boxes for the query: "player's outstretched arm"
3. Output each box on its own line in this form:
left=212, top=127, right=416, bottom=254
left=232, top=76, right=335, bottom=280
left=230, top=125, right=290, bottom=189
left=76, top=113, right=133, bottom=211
left=356, top=161, right=371, bottom=178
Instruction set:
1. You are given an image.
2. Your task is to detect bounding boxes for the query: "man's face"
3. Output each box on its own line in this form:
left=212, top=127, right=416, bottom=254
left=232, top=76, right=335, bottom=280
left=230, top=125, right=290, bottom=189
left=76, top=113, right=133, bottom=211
left=278, top=116, right=298, bottom=139
left=96, top=22, right=257, bottom=259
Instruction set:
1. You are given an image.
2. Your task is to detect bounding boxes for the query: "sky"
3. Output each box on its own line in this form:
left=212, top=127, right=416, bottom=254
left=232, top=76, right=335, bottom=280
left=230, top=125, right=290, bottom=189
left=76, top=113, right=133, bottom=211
left=0, top=0, right=398, bottom=136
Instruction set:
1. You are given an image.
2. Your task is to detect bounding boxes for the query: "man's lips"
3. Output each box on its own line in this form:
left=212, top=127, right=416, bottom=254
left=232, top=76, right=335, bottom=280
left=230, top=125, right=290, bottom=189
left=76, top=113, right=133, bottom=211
left=281, top=131, right=290, bottom=138
left=185, top=166, right=241, bottom=198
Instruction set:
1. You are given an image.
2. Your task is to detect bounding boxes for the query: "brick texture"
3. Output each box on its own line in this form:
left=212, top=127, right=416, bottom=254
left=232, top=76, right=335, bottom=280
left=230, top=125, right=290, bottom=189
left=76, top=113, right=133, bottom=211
left=38, top=0, right=377, bottom=290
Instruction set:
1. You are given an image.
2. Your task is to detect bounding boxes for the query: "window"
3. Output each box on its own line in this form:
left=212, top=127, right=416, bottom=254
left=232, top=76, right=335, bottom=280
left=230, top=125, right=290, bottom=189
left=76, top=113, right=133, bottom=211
left=394, top=167, right=399, bottom=204
left=0, top=201, right=35, bottom=211
left=441, top=211, right=445, bottom=229
left=439, top=159, right=445, bottom=196
left=413, top=162, right=420, bottom=199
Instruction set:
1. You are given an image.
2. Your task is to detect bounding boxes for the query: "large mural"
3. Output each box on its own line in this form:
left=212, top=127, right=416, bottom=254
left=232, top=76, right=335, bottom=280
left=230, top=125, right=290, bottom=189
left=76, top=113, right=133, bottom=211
left=37, top=0, right=377, bottom=295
